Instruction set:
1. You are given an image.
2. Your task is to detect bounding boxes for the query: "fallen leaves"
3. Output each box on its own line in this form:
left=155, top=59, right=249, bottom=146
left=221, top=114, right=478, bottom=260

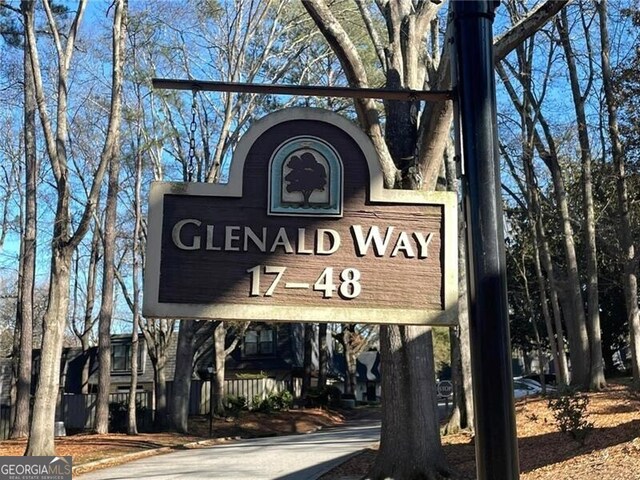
left=322, top=380, right=640, bottom=480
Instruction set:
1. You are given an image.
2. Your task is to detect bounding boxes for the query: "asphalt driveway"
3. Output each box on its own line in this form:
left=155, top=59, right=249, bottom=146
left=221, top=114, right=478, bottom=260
left=77, top=419, right=381, bottom=480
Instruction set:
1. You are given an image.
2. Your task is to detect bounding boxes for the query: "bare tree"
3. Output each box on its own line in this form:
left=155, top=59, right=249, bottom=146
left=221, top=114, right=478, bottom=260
left=496, top=18, right=591, bottom=387
left=71, top=228, right=100, bottom=394
left=210, top=321, right=249, bottom=416
left=596, top=0, right=640, bottom=389
left=170, top=320, right=213, bottom=432
left=556, top=4, right=606, bottom=390
left=302, top=0, right=569, bottom=476
left=10, top=0, right=37, bottom=439
left=127, top=144, right=143, bottom=434
left=140, top=318, right=175, bottom=430
left=24, top=0, right=126, bottom=455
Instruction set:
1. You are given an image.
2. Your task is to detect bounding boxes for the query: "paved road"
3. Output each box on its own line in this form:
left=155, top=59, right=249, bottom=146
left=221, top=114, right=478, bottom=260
left=78, top=420, right=381, bottom=480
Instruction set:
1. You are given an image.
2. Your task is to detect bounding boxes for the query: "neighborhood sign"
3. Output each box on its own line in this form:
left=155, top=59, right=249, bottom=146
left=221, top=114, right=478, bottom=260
left=143, top=108, right=457, bottom=325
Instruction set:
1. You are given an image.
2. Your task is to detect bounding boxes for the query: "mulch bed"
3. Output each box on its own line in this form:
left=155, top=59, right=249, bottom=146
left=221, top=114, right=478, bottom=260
left=0, top=408, right=345, bottom=470
left=321, top=381, right=640, bottom=479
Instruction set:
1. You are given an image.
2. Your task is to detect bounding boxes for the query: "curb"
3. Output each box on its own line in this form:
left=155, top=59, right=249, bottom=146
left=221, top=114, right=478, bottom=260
left=71, top=423, right=341, bottom=476
left=71, top=437, right=239, bottom=476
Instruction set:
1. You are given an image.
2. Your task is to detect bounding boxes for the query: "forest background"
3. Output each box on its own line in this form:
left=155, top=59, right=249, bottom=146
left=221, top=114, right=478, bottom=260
left=1, top=0, right=640, bottom=477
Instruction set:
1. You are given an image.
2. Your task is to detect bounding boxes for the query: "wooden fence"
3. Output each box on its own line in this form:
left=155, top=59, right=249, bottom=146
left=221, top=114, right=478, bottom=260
left=193, top=377, right=300, bottom=414
left=62, top=391, right=153, bottom=430
left=0, top=377, right=301, bottom=438
left=0, top=405, right=9, bottom=440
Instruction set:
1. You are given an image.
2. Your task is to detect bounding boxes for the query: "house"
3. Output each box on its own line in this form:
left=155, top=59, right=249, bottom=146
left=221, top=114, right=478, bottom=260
left=332, top=350, right=382, bottom=402
left=0, top=322, right=335, bottom=413
left=222, top=322, right=306, bottom=382
left=2, top=323, right=314, bottom=391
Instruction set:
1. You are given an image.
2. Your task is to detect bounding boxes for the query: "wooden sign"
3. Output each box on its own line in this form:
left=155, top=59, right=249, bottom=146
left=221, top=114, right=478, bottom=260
left=143, top=108, right=457, bottom=325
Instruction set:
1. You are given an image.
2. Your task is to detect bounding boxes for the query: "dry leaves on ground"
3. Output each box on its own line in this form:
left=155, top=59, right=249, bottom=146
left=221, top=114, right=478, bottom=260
left=322, top=380, right=640, bottom=480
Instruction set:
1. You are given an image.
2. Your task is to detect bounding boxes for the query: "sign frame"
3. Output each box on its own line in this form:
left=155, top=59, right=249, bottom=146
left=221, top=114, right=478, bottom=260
left=143, top=108, right=458, bottom=325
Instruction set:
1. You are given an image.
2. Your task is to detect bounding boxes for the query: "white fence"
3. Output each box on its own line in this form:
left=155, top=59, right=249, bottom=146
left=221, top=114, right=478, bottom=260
left=0, top=377, right=301, bottom=437
left=195, top=377, right=300, bottom=414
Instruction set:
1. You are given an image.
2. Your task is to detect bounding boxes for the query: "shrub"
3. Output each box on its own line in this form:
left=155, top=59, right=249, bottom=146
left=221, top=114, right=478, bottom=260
left=252, top=390, right=293, bottom=413
left=225, top=395, right=248, bottom=415
left=108, top=401, right=150, bottom=432
left=303, top=386, right=344, bottom=408
left=108, top=401, right=127, bottom=432
left=547, top=388, right=594, bottom=444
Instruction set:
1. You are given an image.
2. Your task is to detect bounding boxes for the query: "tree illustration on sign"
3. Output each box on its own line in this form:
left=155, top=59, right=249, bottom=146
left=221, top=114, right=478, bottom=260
left=284, top=152, right=327, bottom=206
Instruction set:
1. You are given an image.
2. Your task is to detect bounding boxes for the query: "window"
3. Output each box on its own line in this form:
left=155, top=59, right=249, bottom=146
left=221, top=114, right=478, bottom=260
left=243, top=327, right=275, bottom=357
left=111, top=343, right=143, bottom=373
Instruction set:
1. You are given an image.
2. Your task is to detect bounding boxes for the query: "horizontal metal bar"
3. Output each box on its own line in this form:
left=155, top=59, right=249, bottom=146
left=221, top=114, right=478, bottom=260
left=151, top=78, right=453, bottom=102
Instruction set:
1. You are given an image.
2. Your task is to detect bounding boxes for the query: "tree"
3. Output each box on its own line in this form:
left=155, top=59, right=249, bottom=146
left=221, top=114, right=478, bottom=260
left=140, top=318, right=175, bottom=430
left=303, top=0, right=569, bottom=477
left=495, top=6, right=570, bottom=388
left=301, top=322, right=314, bottom=398
left=170, top=319, right=214, bottom=432
left=556, top=4, right=606, bottom=390
left=600, top=0, right=640, bottom=389
left=127, top=142, right=143, bottom=434
left=8, top=0, right=37, bottom=440
left=496, top=10, right=591, bottom=388
left=24, top=0, right=126, bottom=455
left=334, top=324, right=376, bottom=397
left=284, top=152, right=327, bottom=206
left=70, top=228, right=100, bottom=394
left=94, top=0, right=128, bottom=434
left=210, top=321, right=248, bottom=416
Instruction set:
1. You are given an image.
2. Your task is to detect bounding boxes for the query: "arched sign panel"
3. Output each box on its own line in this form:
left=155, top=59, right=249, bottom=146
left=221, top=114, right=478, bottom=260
left=143, top=108, right=457, bottom=325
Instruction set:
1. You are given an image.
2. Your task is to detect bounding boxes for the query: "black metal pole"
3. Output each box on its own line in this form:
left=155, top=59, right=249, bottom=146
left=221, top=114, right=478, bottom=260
left=451, top=1, right=520, bottom=479
left=209, top=375, right=214, bottom=437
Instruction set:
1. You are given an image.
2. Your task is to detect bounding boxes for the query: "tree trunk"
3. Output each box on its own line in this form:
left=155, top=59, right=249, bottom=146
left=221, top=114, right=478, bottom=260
left=524, top=138, right=569, bottom=387
left=154, top=356, right=168, bottom=430
left=94, top=0, right=126, bottom=432
left=557, top=8, right=606, bottom=390
left=23, top=0, right=124, bottom=454
left=369, top=326, right=450, bottom=479
left=597, top=0, right=640, bottom=389
left=443, top=326, right=463, bottom=435
left=127, top=327, right=140, bottom=435
left=171, top=320, right=196, bottom=432
left=301, top=323, right=314, bottom=398
left=318, top=323, right=328, bottom=389
left=25, top=247, right=73, bottom=455
left=341, top=324, right=358, bottom=396
left=127, top=51, right=145, bottom=436
left=80, top=227, right=100, bottom=394
left=444, top=146, right=473, bottom=434
left=212, top=322, right=226, bottom=416
left=11, top=0, right=36, bottom=439
left=537, top=112, right=589, bottom=388
left=141, top=318, right=175, bottom=431
left=94, top=130, right=123, bottom=433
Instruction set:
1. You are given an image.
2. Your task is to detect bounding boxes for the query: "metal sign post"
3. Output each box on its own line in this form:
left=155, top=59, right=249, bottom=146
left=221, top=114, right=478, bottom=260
left=452, top=1, right=520, bottom=479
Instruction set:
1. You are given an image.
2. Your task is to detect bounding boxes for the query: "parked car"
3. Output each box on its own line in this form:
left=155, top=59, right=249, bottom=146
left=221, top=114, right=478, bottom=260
left=519, top=376, right=558, bottom=393
left=513, top=377, right=557, bottom=399
left=523, top=373, right=557, bottom=386
left=513, top=378, right=542, bottom=399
